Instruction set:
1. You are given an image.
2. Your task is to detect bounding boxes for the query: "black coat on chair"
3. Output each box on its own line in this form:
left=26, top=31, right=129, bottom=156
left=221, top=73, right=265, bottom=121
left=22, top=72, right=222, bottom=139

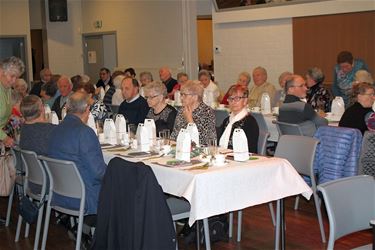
left=92, top=157, right=176, bottom=250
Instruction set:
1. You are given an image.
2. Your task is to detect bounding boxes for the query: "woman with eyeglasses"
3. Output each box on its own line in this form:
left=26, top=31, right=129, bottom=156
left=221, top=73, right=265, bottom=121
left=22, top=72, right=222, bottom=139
left=170, top=80, right=217, bottom=145
left=339, top=82, right=375, bottom=134
left=218, top=84, right=259, bottom=153
left=144, top=81, right=177, bottom=134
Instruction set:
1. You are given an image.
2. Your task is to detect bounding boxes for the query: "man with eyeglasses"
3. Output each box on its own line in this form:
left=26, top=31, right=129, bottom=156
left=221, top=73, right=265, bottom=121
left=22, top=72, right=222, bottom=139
left=278, top=75, right=327, bottom=136
left=118, top=76, right=149, bottom=126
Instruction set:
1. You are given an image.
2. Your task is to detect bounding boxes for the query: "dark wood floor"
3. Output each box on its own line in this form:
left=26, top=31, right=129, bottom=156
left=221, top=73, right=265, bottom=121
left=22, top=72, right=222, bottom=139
left=0, top=196, right=371, bottom=250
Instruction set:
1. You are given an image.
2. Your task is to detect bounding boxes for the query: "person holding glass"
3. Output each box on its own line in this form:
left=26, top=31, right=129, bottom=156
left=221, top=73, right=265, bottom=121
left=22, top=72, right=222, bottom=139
left=218, top=85, right=259, bottom=153
left=170, top=80, right=216, bottom=145
left=144, top=81, right=177, bottom=134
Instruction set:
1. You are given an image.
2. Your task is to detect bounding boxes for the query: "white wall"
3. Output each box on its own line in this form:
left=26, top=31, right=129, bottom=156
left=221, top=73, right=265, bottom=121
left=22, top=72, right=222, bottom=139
left=81, top=1, right=185, bottom=78
left=212, top=0, right=375, bottom=91
left=44, top=0, right=84, bottom=76
left=29, top=0, right=43, bottom=29
left=0, top=0, right=33, bottom=81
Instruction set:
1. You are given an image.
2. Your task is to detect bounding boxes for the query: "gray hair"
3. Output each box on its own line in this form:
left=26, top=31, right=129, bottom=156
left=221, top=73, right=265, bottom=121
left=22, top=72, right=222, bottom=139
left=181, top=80, right=204, bottom=102
left=20, top=95, right=43, bottom=121
left=113, top=75, right=126, bottom=89
left=40, top=68, right=51, bottom=79
left=306, top=67, right=324, bottom=85
left=253, top=66, right=267, bottom=77
left=285, top=75, right=301, bottom=93
left=139, top=71, right=153, bottom=82
left=57, top=75, right=73, bottom=87
left=14, top=78, right=28, bottom=94
left=144, top=81, right=167, bottom=98
left=0, top=56, right=25, bottom=76
left=355, top=70, right=373, bottom=84
left=198, top=69, right=211, bottom=80
left=66, top=92, right=89, bottom=114
left=238, top=71, right=251, bottom=85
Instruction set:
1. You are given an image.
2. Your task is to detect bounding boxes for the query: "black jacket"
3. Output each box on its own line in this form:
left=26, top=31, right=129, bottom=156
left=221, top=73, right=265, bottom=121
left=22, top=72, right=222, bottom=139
left=92, top=157, right=176, bottom=250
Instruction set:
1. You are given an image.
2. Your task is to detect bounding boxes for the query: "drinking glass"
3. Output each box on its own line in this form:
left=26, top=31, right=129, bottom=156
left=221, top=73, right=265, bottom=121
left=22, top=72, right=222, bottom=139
left=159, top=129, right=170, bottom=145
left=95, top=120, right=104, bottom=134
left=208, top=138, right=217, bottom=157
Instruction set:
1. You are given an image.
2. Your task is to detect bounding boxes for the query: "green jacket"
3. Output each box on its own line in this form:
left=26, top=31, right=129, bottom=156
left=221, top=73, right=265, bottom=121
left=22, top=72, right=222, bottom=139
left=0, top=82, right=12, bottom=140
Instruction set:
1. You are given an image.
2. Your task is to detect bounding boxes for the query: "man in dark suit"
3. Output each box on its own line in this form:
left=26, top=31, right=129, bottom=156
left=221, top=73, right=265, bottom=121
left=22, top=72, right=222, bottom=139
left=159, top=67, right=177, bottom=94
left=51, top=75, right=73, bottom=119
left=48, top=91, right=107, bottom=216
left=29, top=68, right=52, bottom=97
left=96, top=67, right=112, bottom=89
left=118, top=77, right=149, bottom=126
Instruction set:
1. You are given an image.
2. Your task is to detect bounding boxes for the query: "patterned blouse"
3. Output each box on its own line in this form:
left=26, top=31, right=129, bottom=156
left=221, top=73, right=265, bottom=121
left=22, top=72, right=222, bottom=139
left=146, top=104, right=177, bottom=134
left=171, top=102, right=217, bottom=145
left=90, top=99, right=109, bottom=122
left=306, top=84, right=332, bottom=112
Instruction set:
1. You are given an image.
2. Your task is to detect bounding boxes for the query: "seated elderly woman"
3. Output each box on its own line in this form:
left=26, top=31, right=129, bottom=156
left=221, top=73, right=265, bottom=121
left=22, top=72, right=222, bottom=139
left=221, top=71, right=251, bottom=105
left=144, top=81, right=177, bottom=134
left=218, top=85, right=259, bottom=153
left=305, top=67, right=332, bottom=112
left=139, top=71, right=153, bottom=97
left=111, top=74, right=125, bottom=105
left=339, top=82, right=375, bottom=134
left=273, top=71, right=293, bottom=107
left=14, top=78, right=28, bottom=98
left=76, top=82, right=109, bottom=122
left=199, top=69, right=221, bottom=107
left=19, top=95, right=56, bottom=155
left=170, top=80, right=217, bottom=145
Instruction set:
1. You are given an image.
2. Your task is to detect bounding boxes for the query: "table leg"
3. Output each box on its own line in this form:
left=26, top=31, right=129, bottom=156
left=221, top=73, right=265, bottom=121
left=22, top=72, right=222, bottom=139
left=280, top=198, right=285, bottom=250
left=274, top=199, right=285, bottom=250
left=203, top=218, right=211, bottom=250
left=274, top=200, right=280, bottom=250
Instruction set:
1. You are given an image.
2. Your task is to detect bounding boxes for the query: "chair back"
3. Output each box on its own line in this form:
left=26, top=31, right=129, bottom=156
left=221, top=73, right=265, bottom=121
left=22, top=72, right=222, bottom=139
left=275, top=135, right=319, bottom=178
left=215, top=109, right=229, bottom=127
left=273, top=120, right=304, bottom=136
left=21, top=150, right=47, bottom=198
left=317, top=175, right=375, bottom=249
left=358, top=131, right=375, bottom=176
left=38, top=156, right=85, bottom=214
left=12, top=146, right=24, bottom=174
left=257, top=131, right=270, bottom=156
left=251, top=112, right=268, bottom=133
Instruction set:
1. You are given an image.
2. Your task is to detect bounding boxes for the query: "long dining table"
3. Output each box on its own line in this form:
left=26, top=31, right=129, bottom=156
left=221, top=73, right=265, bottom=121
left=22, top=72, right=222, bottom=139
left=102, top=147, right=312, bottom=250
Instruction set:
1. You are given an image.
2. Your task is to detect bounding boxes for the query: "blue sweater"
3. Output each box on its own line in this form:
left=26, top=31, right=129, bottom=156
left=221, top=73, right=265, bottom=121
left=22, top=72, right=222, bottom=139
left=118, top=96, right=149, bottom=126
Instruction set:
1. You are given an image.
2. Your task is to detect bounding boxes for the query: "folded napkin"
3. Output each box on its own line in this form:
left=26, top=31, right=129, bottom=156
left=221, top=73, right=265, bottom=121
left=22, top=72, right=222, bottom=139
left=176, top=128, right=191, bottom=162
left=87, top=112, right=97, bottom=135
left=232, top=128, right=249, bottom=161
left=136, top=123, right=150, bottom=152
left=103, top=118, right=117, bottom=145
left=144, top=119, right=156, bottom=146
left=186, top=123, right=199, bottom=147
left=51, top=111, right=59, bottom=125
left=115, top=114, right=127, bottom=144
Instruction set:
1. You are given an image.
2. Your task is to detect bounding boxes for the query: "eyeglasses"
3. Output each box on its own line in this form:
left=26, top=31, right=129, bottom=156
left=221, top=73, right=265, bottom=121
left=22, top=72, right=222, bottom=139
left=144, top=94, right=161, bottom=100
left=180, top=92, right=196, bottom=97
left=228, top=96, right=247, bottom=102
left=362, top=93, right=375, bottom=97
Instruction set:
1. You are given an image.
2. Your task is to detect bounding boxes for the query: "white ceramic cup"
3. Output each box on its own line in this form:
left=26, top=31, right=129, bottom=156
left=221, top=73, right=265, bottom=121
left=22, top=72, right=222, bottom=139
left=214, top=154, right=226, bottom=165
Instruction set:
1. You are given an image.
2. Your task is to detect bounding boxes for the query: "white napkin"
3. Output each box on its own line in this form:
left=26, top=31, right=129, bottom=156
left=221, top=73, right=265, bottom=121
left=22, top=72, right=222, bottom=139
left=186, top=123, right=200, bottom=147
left=144, top=119, right=156, bottom=146
left=136, top=123, right=150, bottom=152
left=87, top=112, right=97, bottom=135
left=331, top=96, right=345, bottom=117
left=261, top=93, right=271, bottom=114
left=103, top=118, right=117, bottom=145
left=51, top=111, right=59, bottom=125
left=232, top=128, right=249, bottom=162
left=115, top=114, right=127, bottom=144
left=176, top=128, right=191, bottom=162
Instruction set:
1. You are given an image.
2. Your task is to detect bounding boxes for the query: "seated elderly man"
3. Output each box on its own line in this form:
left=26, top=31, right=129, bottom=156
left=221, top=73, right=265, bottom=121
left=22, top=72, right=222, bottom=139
left=29, top=68, right=52, bottom=97
left=51, top=75, right=73, bottom=119
left=278, top=74, right=328, bottom=136
left=118, top=76, right=149, bottom=125
left=170, top=80, right=217, bottom=145
left=159, top=66, right=177, bottom=93
left=48, top=91, right=106, bottom=218
left=19, top=95, right=56, bottom=155
left=248, top=66, right=276, bottom=108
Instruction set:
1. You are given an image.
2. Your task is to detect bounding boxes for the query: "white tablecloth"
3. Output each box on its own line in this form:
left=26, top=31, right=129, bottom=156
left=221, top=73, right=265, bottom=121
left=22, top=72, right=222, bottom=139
left=103, top=152, right=312, bottom=226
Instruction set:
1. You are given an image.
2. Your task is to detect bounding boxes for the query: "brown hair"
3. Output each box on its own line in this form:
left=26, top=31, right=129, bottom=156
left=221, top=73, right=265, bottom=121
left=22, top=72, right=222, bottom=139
left=337, top=51, right=353, bottom=64
left=227, top=84, right=249, bottom=97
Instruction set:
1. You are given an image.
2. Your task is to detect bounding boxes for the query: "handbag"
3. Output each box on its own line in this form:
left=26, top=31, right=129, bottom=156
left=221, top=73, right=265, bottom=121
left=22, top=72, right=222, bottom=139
left=18, top=196, right=40, bottom=224
left=0, top=144, right=16, bottom=196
